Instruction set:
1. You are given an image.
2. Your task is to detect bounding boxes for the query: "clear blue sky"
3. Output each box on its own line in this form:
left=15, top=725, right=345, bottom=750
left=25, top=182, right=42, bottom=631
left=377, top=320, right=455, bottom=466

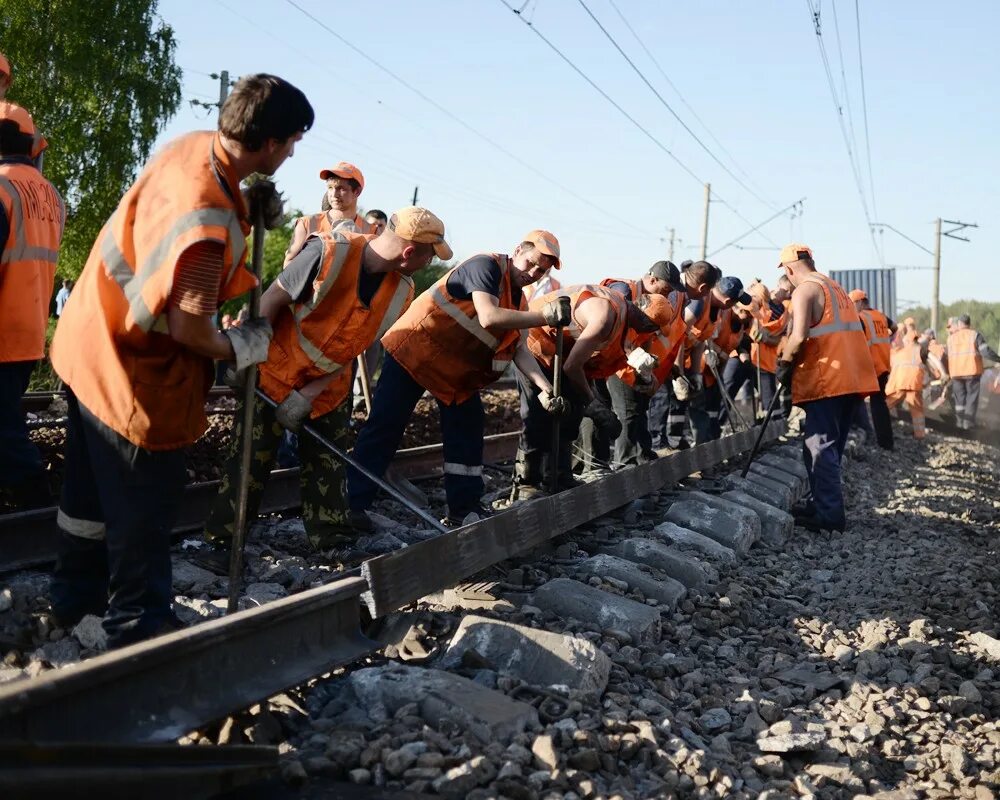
left=156, top=0, right=997, bottom=313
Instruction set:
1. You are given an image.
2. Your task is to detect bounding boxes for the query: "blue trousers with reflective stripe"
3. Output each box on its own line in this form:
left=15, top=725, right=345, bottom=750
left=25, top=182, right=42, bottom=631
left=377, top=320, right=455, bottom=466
left=801, top=394, right=860, bottom=528
left=347, top=354, right=485, bottom=516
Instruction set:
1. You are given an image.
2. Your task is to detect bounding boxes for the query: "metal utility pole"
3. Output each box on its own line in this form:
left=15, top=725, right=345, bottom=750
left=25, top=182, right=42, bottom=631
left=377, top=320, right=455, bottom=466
left=667, top=228, right=675, bottom=261
left=700, top=183, right=711, bottom=260
left=411, top=186, right=419, bottom=206
left=931, top=217, right=978, bottom=333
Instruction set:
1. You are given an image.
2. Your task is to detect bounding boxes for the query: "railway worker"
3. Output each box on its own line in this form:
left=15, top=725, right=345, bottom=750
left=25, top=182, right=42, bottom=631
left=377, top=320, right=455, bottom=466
left=347, top=230, right=567, bottom=527
left=774, top=244, right=878, bottom=533
left=523, top=264, right=561, bottom=303
left=364, top=208, right=388, bottom=236
left=48, top=74, right=314, bottom=647
left=885, top=328, right=941, bottom=439
left=284, top=161, right=372, bottom=264
left=197, top=207, right=448, bottom=567
left=599, top=261, right=686, bottom=466
left=728, top=281, right=781, bottom=420
left=850, top=289, right=896, bottom=450
left=698, top=277, right=752, bottom=440
left=352, top=209, right=391, bottom=411
left=0, top=58, right=47, bottom=169
left=0, top=102, right=64, bottom=507
left=649, top=259, right=717, bottom=448
left=947, top=314, right=1000, bottom=429
left=507, top=284, right=667, bottom=501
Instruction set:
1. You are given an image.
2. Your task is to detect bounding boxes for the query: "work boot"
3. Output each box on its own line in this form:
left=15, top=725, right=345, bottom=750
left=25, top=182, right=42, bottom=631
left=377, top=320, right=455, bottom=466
left=441, top=505, right=493, bottom=528
left=794, top=512, right=846, bottom=533
left=189, top=541, right=233, bottom=576
left=508, top=449, right=547, bottom=500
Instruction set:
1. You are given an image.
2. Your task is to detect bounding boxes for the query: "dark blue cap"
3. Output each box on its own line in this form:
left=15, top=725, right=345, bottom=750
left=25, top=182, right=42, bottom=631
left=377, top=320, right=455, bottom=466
left=718, top=276, right=751, bottom=305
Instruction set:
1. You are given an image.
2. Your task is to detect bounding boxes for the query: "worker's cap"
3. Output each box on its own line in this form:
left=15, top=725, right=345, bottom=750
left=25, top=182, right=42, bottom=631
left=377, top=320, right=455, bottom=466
left=718, top=276, right=751, bottom=305
left=848, top=289, right=867, bottom=302
left=777, top=243, right=813, bottom=267
left=389, top=206, right=453, bottom=260
left=636, top=293, right=674, bottom=329
left=647, top=260, right=684, bottom=292
left=319, top=161, right=365, bottom=190
left=0, top=53, right=10, bottom=78
left=521, top=229, right=561, bottom=269
left=0, top=101, right=36, bottom=136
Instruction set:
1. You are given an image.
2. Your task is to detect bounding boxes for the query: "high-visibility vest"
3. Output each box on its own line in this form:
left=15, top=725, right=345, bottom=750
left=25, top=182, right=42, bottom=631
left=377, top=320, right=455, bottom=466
left=523, top=272, right=561, bottom=303
left=751, top=303, right=788, bottom=374
left=946, top=328, right=983, bottom=378
left=859, top=308, right=892, bottom=376
left=259, top=230, right=414, bottom=418
left=285, top=211, right=372, bottom=264
left=0, top=160, right=63, bottom=361
left=618, top=291, right=686, bottom=389
left=682, top=297, right=714, bottom=372
left=527, top=284, right=631, bottom=379
left=886, top=340, right=924, bottom=394
left=51, top=131, right=257, bottom=449
left=382, top=253, right=523, bottom=405
left=790, top=273, right=879, bottom=404
left=599, top=277, right=640, bottom=300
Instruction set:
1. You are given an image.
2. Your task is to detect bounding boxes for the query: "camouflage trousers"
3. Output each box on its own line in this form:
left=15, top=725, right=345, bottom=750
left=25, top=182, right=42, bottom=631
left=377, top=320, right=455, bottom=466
left=204, top=392, right=352, bottom=550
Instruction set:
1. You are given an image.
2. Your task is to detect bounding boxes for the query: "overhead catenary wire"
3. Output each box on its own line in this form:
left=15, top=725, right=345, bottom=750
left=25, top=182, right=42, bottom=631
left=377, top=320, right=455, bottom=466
left=708, top=199, right=807, bottom=258
left=855, top=0, right=878, bottom=221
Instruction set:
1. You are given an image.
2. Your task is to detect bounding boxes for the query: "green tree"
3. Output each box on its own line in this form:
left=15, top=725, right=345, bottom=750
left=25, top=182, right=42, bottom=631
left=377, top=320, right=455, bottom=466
left=414, top=259, right=451, bottom=295
left=0, top=0, right=182, bottom=277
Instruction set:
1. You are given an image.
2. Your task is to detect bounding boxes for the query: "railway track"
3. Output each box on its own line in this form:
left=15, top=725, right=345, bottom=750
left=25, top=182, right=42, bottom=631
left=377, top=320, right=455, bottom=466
left=0, top=423, right=788, bottom=796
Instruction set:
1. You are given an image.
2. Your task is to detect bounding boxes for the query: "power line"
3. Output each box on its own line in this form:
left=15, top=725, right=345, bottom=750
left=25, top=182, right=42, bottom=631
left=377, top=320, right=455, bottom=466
left=829, top=0, right=860, bottom=176
left=708, top=199, right=806, bottom=258
left=855, top=0, right=878, bottom=221
left=575, top=0, right=775, bottom=210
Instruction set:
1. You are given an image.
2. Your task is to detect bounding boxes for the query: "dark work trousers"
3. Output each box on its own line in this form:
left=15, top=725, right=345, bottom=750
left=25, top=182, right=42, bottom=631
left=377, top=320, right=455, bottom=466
left=718, top=357, right=753, bottom=428
left=952, top=376, right=981, bottom=429
left=0, top=360, right=43, bottom=487
left=800, top=394, right=861, bottom=529
left=648, top=384, right=671, bottom=448
left=605, top=375, right=655, bottom=467
left=759, top=371, right=787, bottom=422
left=665, top=382, right=693, bottom=449
left=689, top=380, right=721, bottom=442
left=50, top=391, right=185, bottom=647
left=866, top=372, right=894, bottom=449
left=348, top=354, right=485, bottom=516
left=516, top=363, right=588, bottom=485
left=573, top=379, right=612, bottom=472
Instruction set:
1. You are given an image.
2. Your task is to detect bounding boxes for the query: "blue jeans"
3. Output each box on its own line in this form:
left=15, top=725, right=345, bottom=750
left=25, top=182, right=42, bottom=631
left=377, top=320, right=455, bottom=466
left=347, top=354, right=485, bottom=516
left=801, top=394, right=861, bottom=527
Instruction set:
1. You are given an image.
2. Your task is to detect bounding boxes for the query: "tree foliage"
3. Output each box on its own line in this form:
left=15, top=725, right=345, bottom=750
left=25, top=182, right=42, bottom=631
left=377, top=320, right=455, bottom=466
left=0, top=0, right=182, bottom=277
left=904, top=300, right=1000, bottom=347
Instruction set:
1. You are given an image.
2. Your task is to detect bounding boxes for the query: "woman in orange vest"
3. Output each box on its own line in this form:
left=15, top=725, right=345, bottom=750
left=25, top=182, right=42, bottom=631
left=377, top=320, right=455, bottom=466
left=946, top=314, right=1000, bottom=429
left=48, top=75, right=314, bottom=648
left=775, top=244, right=878, bottom=533
left=348, top=230, right=568, bottom=526
left=885, top=330, right=933, bottom=439
left=196, top=208, right=448, bottom=569
left=0, top=102, right=63, bottom=505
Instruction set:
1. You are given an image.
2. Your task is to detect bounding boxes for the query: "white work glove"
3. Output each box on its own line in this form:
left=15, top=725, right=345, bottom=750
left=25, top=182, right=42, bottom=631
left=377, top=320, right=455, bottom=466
left=627, top=346, right=658, bottom=377
left=704, top=349, right=720, bottom=370
left=275, top=389, right=313, bottom=432
left=539, top=389, right=568, bottom=415
left=671, top=376, right=693, bottom=401
left=583, top=397, right=622, bottom=440
left=542, top=296, right=572, bottom=327
left=224, top=318, right=273, bottom=372
left=243, top=180, right=285, bottom=230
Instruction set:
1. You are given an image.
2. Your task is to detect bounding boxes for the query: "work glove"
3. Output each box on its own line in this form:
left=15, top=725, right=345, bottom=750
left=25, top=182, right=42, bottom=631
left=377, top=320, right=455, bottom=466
left=275, top=389, right=313, bottom=432
left=671, top=375, right=693, bottom=401
left=243, top=180, right=285, bottom=230
left=776, top=360, right=794, bottom=391
left=626, top=346, right=658, bottom=377
left=542, top=296, right=572, bottom=328
left=583, top=397, right=623, bottom=440
left=224, top=318, right=273, bottom=372
left=749, top=326, right=765, bottom=343
left=539, top=389, right=568, bottom=415
left=704, top=349, right=720, bottom=370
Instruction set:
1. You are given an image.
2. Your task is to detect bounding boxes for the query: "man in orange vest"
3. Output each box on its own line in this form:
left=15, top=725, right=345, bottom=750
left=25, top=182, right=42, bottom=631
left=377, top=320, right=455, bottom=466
left=0, top=57, right=47, bottom=170
left=347, top=230, right=568, bottom=526
left=48, top=75, right=314, bottom=647
left=697, top=276, right=752, bottom=441
left=947, top=314, right=1000, bottom=429
left=284, top=162, right=373, bottom=264
left=775, top=244, right=878, bottom=532
left=0, top=102, right=64, bottom=506
left=196, top=207, right=447, bottom=567
left=885, top=329, right=945, bottom=439
left=849, top=289, right=897, bottom=450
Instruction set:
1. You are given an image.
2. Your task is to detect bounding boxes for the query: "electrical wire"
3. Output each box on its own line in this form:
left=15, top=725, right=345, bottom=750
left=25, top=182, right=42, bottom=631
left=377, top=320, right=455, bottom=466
left=708, top=199, right=807, bottom=258
left=855, top=0, right=878, bottom=221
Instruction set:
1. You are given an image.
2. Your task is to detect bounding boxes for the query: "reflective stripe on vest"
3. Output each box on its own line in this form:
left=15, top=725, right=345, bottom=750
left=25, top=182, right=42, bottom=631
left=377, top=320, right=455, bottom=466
left=430, top=286, right=500, bottom=350
left=100, top=206, right=243, bottom=333
left=806, top=274, right=864, bottom=337
left=0, top=175, right=61, bottom=265
left=860, top=311, right=892, bottom=345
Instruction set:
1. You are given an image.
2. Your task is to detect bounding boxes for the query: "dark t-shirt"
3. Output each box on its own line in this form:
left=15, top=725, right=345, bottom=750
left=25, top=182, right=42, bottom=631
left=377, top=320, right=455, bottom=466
left=277, top=237, right=384, bottom=305
left=606, top=280, right=633, bottom=300
left=446, top=254, right=522, bottom=307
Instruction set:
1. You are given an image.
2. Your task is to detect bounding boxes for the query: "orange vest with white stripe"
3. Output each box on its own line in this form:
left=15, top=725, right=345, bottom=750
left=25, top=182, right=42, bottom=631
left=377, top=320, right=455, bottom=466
left=382, top=254, right=524, bottom=405
left=619, top=291, right=686, bottom=390
left=51, top=131, right=257, bottom=449
left=790, top=273, right=879, bottom=404
left=886, top=340, right=924, bottom=394
left=859, top=308, right=892, bottom=376
left=527, top=284, right=631, bottom=379
left=0, top=160, right=64, bottom=361
left=285, top=211, right=372, bottom=264
left=751, top=303, right=788, bottom=374
left=946, top=328, right=983, bottom=378
left=259, top=231, right=414, bottom=418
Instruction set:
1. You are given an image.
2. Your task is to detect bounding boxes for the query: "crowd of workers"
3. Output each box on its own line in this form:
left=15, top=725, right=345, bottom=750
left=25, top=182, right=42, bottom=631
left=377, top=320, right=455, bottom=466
left=2, top=65, right=998, bottom=649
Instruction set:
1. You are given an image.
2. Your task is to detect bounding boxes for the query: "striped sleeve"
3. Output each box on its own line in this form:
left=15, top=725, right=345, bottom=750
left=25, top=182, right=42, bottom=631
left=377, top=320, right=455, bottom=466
left=170, top=241, right=225, bottom=315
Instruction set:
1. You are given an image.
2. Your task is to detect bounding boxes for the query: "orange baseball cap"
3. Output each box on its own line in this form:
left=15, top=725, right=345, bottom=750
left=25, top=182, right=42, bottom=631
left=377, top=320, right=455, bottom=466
left=319, top=161, right=364, bottom=190
left=0, top=53, right=10, bottom=78
left=0, top=101, right=36, bottom=135
left=848, top=289, right=867, bottom=302
left=390, top=206, right=453, bottom=260
left=777, top=243, right=813, bottom=267
left=523, top=229, right=561, bottom=269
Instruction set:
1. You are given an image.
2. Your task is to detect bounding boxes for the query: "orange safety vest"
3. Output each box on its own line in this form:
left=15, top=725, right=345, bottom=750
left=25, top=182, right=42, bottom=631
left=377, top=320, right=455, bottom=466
left=383, top=253, right=524, bottom=405
left=682, top=298, right=714, bottom=372
left=259, top=230, right=414, bottom=418
left=701, top=308, right=744, bottom=387
left=527, top=284, right=631, bottom=379
left=859, top=308, right=892, bottom=377
left=51, top=131, right=257, bottom=449
left=618, top=291, right=686, bottom=389
left=523, top=273, right=561, bottom=303
left=599, top=277, right=641, bottom=300
left=946, top=328, right=983, bottom=378
left=751, top=303, right=787, bottom=374
left=790, top=273, right=879, bottom=404
left=0, top=159, right=64, bottom=361
left=886, top=340, right=924, bottom=394
left=285, top=211, right=372, bottom=264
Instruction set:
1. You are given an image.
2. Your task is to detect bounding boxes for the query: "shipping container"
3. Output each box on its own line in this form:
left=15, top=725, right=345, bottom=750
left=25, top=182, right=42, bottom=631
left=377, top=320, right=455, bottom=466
left=829, top=268, right=897, bottom=317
